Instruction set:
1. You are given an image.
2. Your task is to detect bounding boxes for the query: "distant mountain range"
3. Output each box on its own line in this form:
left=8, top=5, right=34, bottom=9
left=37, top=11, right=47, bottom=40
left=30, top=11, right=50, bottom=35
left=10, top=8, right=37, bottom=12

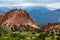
left=0, top=6, right=60, bottom=25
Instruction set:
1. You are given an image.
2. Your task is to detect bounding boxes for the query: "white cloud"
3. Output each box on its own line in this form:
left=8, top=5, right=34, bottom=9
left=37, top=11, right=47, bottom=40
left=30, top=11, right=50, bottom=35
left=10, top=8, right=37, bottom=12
left=0, top=3, right=42, bottom=7
left=0, top=0, right=24, bottom=2
left=0, top=0, right=25, bottom=5
left=0, top=3, right=60, bottom=10
left=45, top=3, right=60, bottom=10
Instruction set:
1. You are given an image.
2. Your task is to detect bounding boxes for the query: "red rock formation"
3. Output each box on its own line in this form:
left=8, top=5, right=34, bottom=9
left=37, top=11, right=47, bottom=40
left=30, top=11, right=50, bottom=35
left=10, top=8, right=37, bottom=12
left=43, top=23, right=53, bottom=29
left=0, top=14, right=3, bottom=19
left=0, top=9, right=37, bottom=28
left=49, top=24, right=60, bottom=29
left=44, top=23, right=60, bottom=30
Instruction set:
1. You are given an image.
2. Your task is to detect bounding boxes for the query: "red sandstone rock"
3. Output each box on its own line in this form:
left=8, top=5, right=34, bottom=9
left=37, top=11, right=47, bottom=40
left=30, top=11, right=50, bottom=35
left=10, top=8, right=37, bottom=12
left=44, top=23, right=60, bottom=29
left=0, top=9, right=37, bottom=28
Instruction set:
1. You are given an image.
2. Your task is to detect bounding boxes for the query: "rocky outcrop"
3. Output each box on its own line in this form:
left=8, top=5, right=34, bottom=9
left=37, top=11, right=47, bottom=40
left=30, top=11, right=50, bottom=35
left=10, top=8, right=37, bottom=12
left=43, top=23, right=60, bottom=30
left=0, top=9, right=37, bottom=28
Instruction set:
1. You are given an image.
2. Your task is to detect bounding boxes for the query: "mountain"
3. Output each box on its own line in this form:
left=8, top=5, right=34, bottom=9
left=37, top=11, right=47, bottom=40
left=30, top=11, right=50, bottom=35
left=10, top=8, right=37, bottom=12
left=0, top=9, right=37, bottom=28
left=0, top=7, right=12, bottom=13
left=26, top=7, right=60, bottom=25
left=25, top=6, right=52, bottom=24
left=0, top=6, right=60, bottom=25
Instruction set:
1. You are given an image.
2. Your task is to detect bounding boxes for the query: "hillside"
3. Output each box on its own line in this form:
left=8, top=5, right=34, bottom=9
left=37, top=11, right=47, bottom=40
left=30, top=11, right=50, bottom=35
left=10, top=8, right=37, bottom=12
left=0, top=9, right=37, bottom=28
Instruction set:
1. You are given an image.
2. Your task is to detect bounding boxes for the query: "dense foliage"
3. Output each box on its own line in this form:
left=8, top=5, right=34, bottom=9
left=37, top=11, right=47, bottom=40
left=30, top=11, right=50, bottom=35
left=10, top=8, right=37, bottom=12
left=0, top=24, right=60, bottom=40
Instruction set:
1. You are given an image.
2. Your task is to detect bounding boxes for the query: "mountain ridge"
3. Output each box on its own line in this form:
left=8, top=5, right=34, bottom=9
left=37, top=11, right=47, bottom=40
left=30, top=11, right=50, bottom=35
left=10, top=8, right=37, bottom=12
left=0, top=9, right=37, bottom=28
left=0, top=6, right=60, bottom=25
